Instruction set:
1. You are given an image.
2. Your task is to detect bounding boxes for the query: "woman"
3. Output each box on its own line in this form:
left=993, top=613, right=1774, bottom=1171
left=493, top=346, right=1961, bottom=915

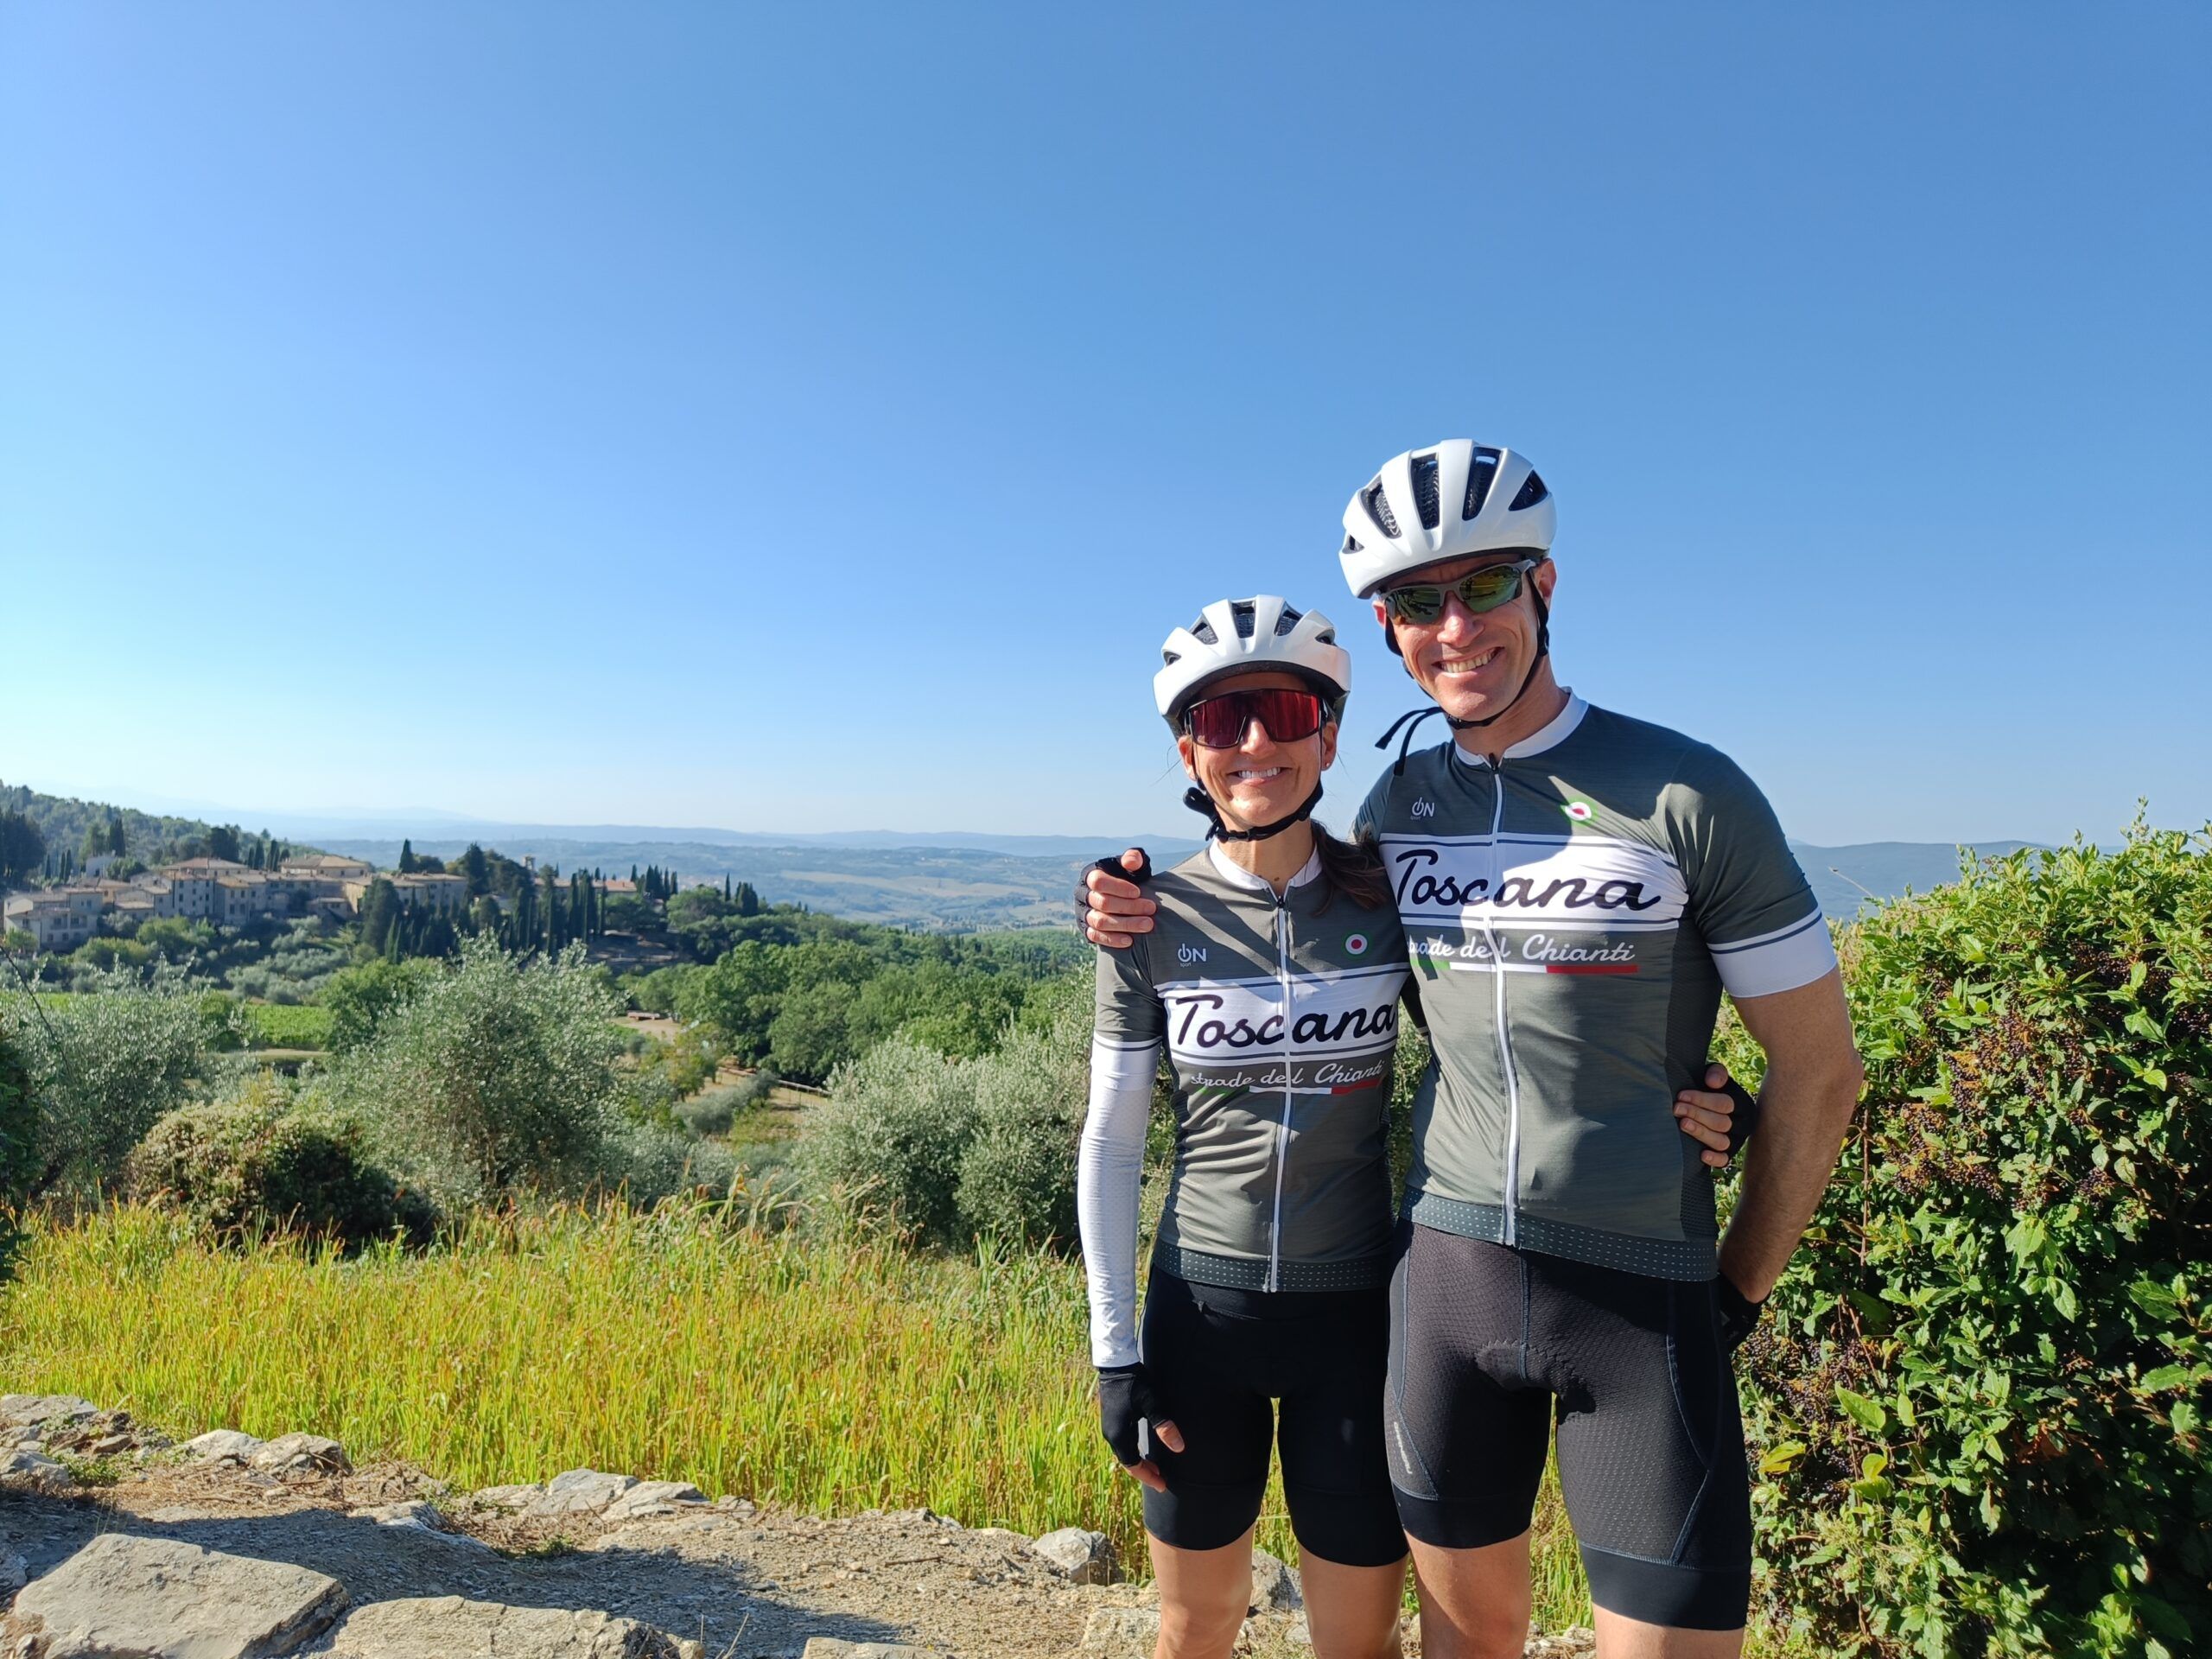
left=1080, top=594, right=1412, bottom=1659
left=1077, top=595, right=1750, bottom=1659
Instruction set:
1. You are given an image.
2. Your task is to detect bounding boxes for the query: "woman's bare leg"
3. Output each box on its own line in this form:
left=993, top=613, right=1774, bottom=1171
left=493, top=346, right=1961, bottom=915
left=1149, top=1526, right=1257, bottom=1659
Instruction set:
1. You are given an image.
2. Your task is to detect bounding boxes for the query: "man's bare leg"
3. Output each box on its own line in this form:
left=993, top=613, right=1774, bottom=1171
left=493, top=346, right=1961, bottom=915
left=1590, top=1605, right=1745, bottom=1659
left=1406, top=1534, right=1532, bottom=1659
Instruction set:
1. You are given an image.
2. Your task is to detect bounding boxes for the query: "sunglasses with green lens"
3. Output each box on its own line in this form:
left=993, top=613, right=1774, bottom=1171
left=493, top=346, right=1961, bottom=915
left=1381, top=558, right=1545, bottom=624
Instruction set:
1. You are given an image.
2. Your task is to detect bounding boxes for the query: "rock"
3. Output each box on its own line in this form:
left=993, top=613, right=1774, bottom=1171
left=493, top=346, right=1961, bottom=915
left=1031, top=1527, right=1116, bottom=1585
left=88, top=1433, right=134, bottom=1457
left=522, top=1467, right=640, bottom=1517
left=351, top=1501, right=496, bottom=1550
left=249, top=1432, right=351, bottom=1475
left=182, top=1428, right=268, bottom=1462
left=0, top=1552, right=23, bottom=1594
left=1526, top=1627, right=1597, bottom=1657
left=1249, top=1547, right=1303, bottom=1612
left=798, top=1643, right=936, bottom=1658
left=713, top=1494, right=757, bottom=1515
left=467, top=1481, right=543, bottom=1509
left=603, top=1479, right=708, bottom=1522
left=0, top=1395, right=97, bottom=1433
left=0, top=1450, right=72, bottom=1487
left=302, top=1596, right=700, bottom=1658
left=3, top=1535, right=346, bottom=1659
left=1078, top=1606, right=1161, bottom=1655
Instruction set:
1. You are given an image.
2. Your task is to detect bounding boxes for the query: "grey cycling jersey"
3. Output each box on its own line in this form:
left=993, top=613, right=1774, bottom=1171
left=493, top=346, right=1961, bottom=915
left=1355, top=695, right=1837, bottom=1282
left=1094, top=842, right=1409, bottom=1294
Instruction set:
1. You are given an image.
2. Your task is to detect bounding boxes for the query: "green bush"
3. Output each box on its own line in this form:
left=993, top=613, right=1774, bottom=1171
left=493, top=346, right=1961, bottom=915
left=1, top=966, right=209, bottom=1194
left=320, top=957, right=439, bottom=1054
left=124, top=1078, right=435, bottom=1250
left=0, top=1028, right=36, bottom=1279
left=1730, top=823, right=2210, bottom=1658
left=801, top=1035, right=977, bottom=1243
left=956, top=1011, right=1089, bottom=1248
left=599, top=1121, right=741, bottom=1208
left=804, top=980, right=1094, bottom=1250
left=676, top=1070, right=778, bottom=1137
left=328, top=938, right=625, bottom=1206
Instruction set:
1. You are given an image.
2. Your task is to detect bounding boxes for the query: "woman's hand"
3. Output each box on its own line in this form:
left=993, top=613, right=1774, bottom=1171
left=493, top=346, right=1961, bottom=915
left=1675, top=1061, right=1760, bottom=1168
left=1096, top=1364, right=1184, bottom=1493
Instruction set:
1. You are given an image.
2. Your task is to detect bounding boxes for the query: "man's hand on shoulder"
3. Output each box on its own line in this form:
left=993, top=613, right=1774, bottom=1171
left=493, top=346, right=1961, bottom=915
left=1077, top=848, right=1159, bottom=948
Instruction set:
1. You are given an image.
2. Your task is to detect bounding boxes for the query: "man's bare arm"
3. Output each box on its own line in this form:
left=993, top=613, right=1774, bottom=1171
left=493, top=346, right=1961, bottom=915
left=1716, top=970, right=1864, bottom=1301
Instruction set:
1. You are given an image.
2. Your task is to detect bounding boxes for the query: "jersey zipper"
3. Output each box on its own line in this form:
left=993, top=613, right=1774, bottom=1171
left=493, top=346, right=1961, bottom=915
left=1476, top=769, right=1524, bottom=1246
left=1266, top=892, right=1294, bottom=1293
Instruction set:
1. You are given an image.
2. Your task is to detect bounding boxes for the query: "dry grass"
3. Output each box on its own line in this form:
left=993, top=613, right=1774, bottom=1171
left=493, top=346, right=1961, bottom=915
left=0, top=1202, right=1609, bottom=1626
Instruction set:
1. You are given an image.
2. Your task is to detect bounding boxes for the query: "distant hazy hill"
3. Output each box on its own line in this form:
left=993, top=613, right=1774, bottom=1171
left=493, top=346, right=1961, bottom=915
left=10, top=778, right=2043, bottom=932
left=307, top=830, right=2035, bottom=931
left=0, top=779, right=318, bottom=866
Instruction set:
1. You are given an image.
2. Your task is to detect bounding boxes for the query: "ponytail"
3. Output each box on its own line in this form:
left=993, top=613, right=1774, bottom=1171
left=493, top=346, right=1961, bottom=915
left=1312, top=824, right=1391, bottom=913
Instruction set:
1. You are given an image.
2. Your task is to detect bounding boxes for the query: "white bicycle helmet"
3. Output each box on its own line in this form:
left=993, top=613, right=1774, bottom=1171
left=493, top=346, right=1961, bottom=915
left=1154, top=595, right=1351, bottom=730
left=1338, top=440, right=1555, bottom=597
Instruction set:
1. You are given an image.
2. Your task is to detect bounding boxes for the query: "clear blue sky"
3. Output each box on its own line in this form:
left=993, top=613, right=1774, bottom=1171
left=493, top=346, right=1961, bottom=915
left=3, top=3, right=2205, bottom=846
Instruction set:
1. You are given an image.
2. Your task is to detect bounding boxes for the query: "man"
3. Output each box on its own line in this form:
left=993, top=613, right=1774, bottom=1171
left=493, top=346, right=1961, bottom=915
left=1084, top=441, right=1863, bottom=1658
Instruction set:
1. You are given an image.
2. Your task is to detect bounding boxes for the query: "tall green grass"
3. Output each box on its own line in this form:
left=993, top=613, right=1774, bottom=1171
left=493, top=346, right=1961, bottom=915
left=0, top=1203, right=1593, bottom=1627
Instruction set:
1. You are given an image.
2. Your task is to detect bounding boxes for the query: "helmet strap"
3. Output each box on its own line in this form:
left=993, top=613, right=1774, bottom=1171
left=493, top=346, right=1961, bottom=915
left=1376, top=588, right=1554, bottom=774
left=1183, top=782, right=1324, bottom=843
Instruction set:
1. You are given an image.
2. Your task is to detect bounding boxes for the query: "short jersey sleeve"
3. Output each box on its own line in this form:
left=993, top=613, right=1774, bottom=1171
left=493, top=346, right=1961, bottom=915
left=1352, top=765, right=1394, bottom=846
left=1094, top=935, right=1165, bottom=1051
left=1666, top=745, right=1838, bottom=999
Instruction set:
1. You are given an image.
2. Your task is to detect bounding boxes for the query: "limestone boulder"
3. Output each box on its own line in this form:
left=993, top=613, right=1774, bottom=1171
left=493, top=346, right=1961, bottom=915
left=798, top=1643, right=937, bottom=1658
left=3, top=1534, right=346, bottom=1659
left=467, top=1481, right=543, bottom=1510
left=0, top=1449, right=73, bottom=1487
left=183, top=1428, right=268, bottom=1462
left=249, top=1432, right=351, bottom=1476
left=1078, top=1606, right=1160, bottom=1655
left=524, top=1468, right=639, bottom=1517
left=1249, top=1547, right=1303, bottom=1612
left=302, top=1596, right=701, bottom=1659
left=0, top=1394, right=97, bottom=1433
left=351, top=1501, right=494, bottom=1550
left=1030, top=1527, right=1116, bottom=1584
left=602, top=1479, right=708, bottom=1522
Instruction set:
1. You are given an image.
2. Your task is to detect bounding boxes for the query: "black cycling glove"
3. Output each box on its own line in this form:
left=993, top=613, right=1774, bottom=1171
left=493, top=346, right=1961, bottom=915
left=1096, top=1364, right=1167, bottom=1467
left=1714, top=1274, right=1767, bottom=1352
left=1074, top=851, right=1154, bottom=933
left=1702, top=1059, right=1761, bottom=1159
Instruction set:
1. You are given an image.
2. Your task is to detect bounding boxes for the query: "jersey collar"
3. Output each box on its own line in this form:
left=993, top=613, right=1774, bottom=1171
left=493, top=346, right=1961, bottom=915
left=1206, top=839, right=1322, bottom=893
left=1452, top=691, right=1589, bottom=770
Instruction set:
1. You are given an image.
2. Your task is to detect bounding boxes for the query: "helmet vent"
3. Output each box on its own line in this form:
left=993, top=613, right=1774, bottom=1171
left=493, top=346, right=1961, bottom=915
left=1411, top=454, right=1441, bottom=530
left=1229, top=601, right=1257, bottom=639
left=1510, top=469, right=1549, bottom=511
left=1189, top=618, right=1218, bottom=645
left=1341, top=534, right=1363, bottom=556
left=1273, top=603, right=1303, bottom=636
left=1361, top=481, right=1400, bottom=538
left=1463, top=448, right=1503, bottom=519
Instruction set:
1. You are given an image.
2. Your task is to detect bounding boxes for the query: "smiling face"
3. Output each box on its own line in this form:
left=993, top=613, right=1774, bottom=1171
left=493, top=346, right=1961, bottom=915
left=1375, top=551, right=1559, bottom=726
left=1176, top=669, right=1338, bottom=834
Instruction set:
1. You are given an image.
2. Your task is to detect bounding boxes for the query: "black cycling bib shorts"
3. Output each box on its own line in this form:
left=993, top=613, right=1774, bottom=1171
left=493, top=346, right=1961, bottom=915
left=1139, top=1271, right=1407, bottom=1567
left=1385, top=1225, right=1751, bottom=1629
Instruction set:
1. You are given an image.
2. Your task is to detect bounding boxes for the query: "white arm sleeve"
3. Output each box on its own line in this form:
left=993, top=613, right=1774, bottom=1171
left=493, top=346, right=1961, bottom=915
left=1077, top=1033, right=1160, bottom=1369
